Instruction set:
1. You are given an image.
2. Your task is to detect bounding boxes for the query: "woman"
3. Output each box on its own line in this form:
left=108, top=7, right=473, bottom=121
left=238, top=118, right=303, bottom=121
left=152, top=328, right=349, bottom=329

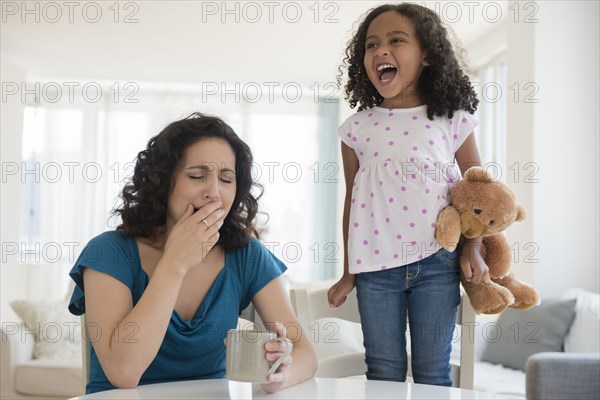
left=69, top=112, right=317, bottom=394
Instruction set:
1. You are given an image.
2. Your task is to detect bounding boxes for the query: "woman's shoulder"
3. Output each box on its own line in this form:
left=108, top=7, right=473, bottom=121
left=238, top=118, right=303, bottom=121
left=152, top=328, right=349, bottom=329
left=227, top=238, right=287, bottom=273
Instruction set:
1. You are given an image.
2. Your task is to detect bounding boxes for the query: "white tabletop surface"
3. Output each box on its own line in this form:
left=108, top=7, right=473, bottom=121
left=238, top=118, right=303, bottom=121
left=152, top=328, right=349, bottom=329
left=70, top=377, right=505, bottom=399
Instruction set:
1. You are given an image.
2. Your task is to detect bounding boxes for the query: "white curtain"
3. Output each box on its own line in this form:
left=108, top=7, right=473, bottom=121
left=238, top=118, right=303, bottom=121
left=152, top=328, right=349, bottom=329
left=20, top=85, right=339, bottom=297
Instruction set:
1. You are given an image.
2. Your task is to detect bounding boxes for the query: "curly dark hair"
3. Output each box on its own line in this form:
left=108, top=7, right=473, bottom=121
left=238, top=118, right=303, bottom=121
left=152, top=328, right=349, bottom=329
left=338, top=3, right=478, bottom=119
left=113, top=112, right=262, bottom=251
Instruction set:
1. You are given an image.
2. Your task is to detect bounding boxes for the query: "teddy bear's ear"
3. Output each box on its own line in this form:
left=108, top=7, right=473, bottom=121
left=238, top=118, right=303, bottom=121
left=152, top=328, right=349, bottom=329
left=515, top=205, right=527, bottom=222
left=464, top=166, right=493, bottom=183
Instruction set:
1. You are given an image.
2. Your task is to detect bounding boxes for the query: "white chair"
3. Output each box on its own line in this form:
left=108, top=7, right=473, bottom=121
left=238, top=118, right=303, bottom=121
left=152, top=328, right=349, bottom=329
left=289, top=280, right=475, bottom=389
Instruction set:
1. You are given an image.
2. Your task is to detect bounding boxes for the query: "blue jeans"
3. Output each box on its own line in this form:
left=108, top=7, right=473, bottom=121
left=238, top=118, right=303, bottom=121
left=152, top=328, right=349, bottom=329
left=356, top=248, right=460, bottom=386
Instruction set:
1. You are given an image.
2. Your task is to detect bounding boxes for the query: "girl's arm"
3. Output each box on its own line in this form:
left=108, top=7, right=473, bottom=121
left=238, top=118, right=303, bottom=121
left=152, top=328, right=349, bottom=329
left=252, top=277, right=317, bottom=393
left=454, top=133, right=488, bottom=285
left=328, top=142, right=360, bottom=307
left=83, top=202, right=224, bottom=388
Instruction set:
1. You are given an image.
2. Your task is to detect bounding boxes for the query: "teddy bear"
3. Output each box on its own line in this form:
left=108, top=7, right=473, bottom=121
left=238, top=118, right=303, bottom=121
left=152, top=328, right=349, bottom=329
left=435, top=166, right=540, bottom=315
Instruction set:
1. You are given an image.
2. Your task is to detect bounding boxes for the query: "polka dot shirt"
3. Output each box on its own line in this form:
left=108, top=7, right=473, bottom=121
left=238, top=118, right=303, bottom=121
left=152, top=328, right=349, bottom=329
left=338, top=105, right=478, bottom=273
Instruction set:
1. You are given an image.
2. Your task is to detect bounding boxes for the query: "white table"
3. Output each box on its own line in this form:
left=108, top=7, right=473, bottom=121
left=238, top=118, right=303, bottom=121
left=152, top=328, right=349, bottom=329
left=70, top=377, right=505, bottom=399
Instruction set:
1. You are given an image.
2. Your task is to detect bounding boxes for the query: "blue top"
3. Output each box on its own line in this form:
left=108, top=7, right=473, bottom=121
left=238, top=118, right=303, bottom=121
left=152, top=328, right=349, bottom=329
left=68, top=230, right=287, bottom=394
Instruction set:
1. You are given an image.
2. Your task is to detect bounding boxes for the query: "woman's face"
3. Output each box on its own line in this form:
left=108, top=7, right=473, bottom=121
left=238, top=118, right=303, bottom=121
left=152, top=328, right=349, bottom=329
left=167, top=137, right=237, bottom=228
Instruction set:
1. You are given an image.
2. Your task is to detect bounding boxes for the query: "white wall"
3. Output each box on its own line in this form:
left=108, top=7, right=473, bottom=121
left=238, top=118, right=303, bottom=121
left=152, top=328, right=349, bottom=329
left=1, top=61, right=26, bottom=323
left=530, top=1, right=599, bottom=296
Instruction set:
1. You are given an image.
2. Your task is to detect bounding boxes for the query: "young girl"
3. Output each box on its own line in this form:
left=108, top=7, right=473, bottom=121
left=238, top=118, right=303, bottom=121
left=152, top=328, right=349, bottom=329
left=328, top=3, right=487, bottom=386
left=69, top=113, right=316, bottom=393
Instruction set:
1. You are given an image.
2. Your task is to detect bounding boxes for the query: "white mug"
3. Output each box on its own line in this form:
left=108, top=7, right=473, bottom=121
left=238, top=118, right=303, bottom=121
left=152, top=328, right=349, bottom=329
left=226, top=329, right=292, bottom=383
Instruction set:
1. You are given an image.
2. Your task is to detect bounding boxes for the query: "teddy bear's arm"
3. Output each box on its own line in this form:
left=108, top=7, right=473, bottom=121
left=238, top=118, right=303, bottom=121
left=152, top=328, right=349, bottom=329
left=435, top=206, right=462, bottom=251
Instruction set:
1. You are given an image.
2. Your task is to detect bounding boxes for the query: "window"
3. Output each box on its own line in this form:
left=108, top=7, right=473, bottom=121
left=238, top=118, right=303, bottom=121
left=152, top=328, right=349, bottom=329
left=473, top=54, right=508, bottom=180
left=19, top=84, right=339, bottom=287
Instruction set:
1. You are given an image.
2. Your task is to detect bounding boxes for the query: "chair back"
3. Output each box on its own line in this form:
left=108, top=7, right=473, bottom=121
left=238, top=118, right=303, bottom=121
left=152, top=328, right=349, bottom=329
left=289, top=280, right=475, bottom=388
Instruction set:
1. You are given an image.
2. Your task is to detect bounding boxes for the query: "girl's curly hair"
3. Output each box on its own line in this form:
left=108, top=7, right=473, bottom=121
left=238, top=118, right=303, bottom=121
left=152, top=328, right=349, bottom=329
left=338, top=3, right=478, bottom=120
left=113, top=112, right=262, bottom=251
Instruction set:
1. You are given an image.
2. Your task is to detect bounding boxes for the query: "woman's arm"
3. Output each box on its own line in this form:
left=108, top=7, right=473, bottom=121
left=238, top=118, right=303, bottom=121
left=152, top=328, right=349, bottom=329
left=252, top=277, right=317, bottom=393
left=454, top=133, right=488, bottom=284
left=83, top=202, right=224, bottom=388
left=328, top=142, right=360, bottom=307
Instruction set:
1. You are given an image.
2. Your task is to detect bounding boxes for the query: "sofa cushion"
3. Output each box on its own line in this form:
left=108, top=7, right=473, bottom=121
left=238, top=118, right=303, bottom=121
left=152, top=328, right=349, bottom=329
left=562, top=288, right=600, bottom=353
left=15, top=358, right=83, bottom=397
left=480, top=299, right=576, bottom=371
left=10, top=300, right=81, bottom=360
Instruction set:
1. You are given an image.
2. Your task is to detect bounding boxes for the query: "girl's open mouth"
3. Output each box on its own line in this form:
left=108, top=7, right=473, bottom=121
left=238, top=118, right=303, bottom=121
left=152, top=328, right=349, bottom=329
left=377, top=64, right=397, bottom=83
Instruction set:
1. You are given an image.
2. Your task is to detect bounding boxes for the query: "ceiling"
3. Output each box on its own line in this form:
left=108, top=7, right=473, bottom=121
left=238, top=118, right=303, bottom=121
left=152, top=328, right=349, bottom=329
left=1, top=1, right=507, bottom=86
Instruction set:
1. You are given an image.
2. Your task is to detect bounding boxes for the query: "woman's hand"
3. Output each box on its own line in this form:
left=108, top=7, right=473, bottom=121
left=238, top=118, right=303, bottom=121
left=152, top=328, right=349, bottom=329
left=327, top=273, right=356, bottom=307
left=163, top=201, right=225, bottom=274
left=460, top=238, right=489, bottom=284
left=261, top=322, right=293, bottom=393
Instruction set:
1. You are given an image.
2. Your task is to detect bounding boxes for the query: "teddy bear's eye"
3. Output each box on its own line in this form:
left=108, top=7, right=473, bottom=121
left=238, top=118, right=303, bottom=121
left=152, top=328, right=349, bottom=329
left=490, top=220, right=495, bottom=225
left=474, top=208, right=482, bottom=214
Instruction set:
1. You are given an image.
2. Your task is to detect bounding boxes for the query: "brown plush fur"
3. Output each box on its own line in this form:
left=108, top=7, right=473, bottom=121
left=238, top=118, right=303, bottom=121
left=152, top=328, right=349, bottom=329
left=435, top=167, right=540, bottom=314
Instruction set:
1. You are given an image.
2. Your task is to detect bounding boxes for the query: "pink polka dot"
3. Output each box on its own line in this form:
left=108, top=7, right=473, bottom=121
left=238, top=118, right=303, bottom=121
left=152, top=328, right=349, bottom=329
left=354, top=121, right=360, bottom=124
left=411, top=174, right=416, bottom=179
left=374, top=229, right=379, bottom=235
left=363, top=240, right=369, bottom=245
left=393, top=253, right=399, bottom=259
left=374, top=249, right=380, bottom=255
left=374, top=122, right=379, bottom=126
left=453, top=134, right=458, bottom=140
left=388, top=141, right=394, bottom=146
left=429, top=140, right=435, bottom=145
left=396, top=234, right=402, bottom=239
left=409, top=157, right=415, bottom=162
left=386, top=217, right=390, bottom=223
left=370, top=192, right=374, bottom=198
left=368, top=112, right=373, bottom=117
left=385, top=127, right=391, bottom=131
left=462, top=118, right=467, bottom=123
left=388, top=197, right=394, bottom=203
left=380, top=265, right=387, bottom=270
left=383, top=162, right=388, bottom=167
left=346, top=133, right=351, bottom=137
left=421, top=209, right=427, bottom=214
left=424, top=164, right=430, bottom=169
left=351, top=198, right=356, bottom=203
left=360, top=203, right=366, bottom=208
left=425, top=188, right=430, bottom=194
left=395, top=170, right=400, bottom=176
left=409, top=222, right=415, bottom=228
left=412, top=146, right=418, bottom=151
left=379, top=180, right=384, bottom=186
left=352, top=137, right=357, bottom=142
left=359, top=151, right=364, bottom=156
left=442, top=135, right=447, bottom=141
left=388, top=112, right=394, bottom=117
left=404, top=131, right=409, bottom=136
left=354, top=222, right=359, bottom=227
left=366, top=137, right=371, bottom=142
left=370, top=212, right=374, bottom=218
left=374, top=151, right=379, bottom=157
left=431, top=223, right=436, bottom=228
left=403, top=205, right=408, bottom=211
left=411, top=241, right=417, bottom=245
left=412, top=116, right=418, bottom=120
left=418, top=255, right=423, bottom=260
left=356, top=259, right=362, bottom=265
left=426, top=124, right=431, bottom=129
left=401, top=186, right=406, bottom=191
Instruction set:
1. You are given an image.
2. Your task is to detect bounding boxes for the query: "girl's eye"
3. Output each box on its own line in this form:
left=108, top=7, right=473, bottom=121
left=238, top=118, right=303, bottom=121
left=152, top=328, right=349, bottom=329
left=390, top=38, right=404, bottom=44
left=366, top=42, right=377, bottom=50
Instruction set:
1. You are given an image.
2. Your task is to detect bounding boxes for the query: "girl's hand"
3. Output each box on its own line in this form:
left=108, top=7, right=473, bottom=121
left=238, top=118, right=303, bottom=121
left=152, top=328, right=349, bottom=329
left=460, top=238, right=489, bottom=285
left=163, top=202, right=225, bottom=274
left=261, top=322, right=293, bottom=393
left=327, top=274, right=356, bottom=307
